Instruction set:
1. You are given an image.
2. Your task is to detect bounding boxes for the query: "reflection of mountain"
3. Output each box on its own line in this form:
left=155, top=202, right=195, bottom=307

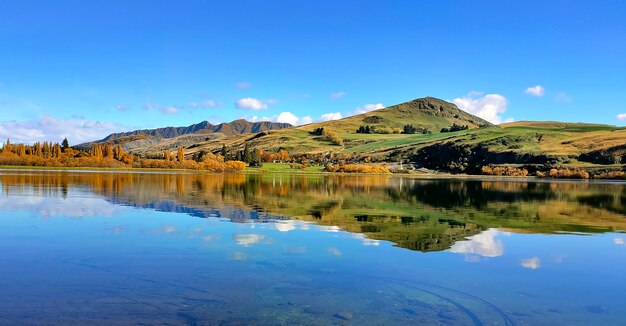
left=2, top=172, right=626, bottom=252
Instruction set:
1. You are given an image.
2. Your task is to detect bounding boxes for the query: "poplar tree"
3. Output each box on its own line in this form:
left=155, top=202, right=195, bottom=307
left=177, top=147, right=185, bottom=162
left=2, top=138, right=11, bottom=153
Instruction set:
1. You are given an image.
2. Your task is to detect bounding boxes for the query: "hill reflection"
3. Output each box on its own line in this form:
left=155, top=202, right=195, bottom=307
left=1, top=171, right=625, bottom=252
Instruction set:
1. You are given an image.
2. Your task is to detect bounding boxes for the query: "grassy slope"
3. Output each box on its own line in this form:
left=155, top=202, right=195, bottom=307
left=128, top=97, right=626, bottom=170
left=183, top=97, right=494, bottom=157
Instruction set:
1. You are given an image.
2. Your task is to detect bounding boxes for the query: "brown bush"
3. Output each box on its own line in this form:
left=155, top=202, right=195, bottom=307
left=594, top=171, right=626, bottom=179
left=322, top=129, right=344, bottom=146
left=540, top=168, right=590, bottom=179
left=225, top=161, right=246, bottom=171
left=481, top=165, right=529, bottom=177
left=325, top=163, right=391, bottom=174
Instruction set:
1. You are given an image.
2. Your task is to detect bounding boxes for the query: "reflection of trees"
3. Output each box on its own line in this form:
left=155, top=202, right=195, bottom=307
left=389, top=180, right=559, bottom=210
left=2, top=172, right=626, bottom=252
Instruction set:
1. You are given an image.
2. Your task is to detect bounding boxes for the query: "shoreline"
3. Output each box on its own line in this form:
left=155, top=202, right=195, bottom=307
left=2, top=164, right=626, bottom=184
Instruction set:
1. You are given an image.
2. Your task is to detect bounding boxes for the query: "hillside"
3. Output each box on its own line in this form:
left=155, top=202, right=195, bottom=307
left=304, top=96, right=492, bottom=133
left=173, top=97, right=626, bottom=174
left=78, top=119, right=292, bottom=151
left=103, top=119, right=292, bottom=140
left=171, top=97, right=495, bottom=156
left=74, top=96, right=626, bottom=175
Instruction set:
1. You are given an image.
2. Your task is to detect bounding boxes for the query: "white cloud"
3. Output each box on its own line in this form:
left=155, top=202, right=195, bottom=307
left=616, top=114, right=626, bottom=121
left=0, top=115, right=129, bottom=144
left=555, top=92, right=572, bottom=103
left=114, top=105, right=130, bottom=112
left=521, top=257, right=541, bottom=269
left=190, top=100, right=222, bottom=108
left=452, top=93, right=509, bottom=124
left=235, top=97, right=270, bottom=110
left=354, top=103, right=385, bottom=115
left=160, top=106, right=179, bottom=114
left=525, top=85, right=545, bottom=97
left=449, top=229, right=504, bottom=258
left=276, top=112, right=313, bottom=125
left=247, top=111, right=319, bottom=126
left=236, top=81, right=251, bottom=89
left=319, top=112, right=342, bottom=121
left=331, top=91, right=346, bottom=99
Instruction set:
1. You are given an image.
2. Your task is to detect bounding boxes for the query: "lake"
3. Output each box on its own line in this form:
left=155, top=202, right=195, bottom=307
left=1, top=171, right=625, bottom=325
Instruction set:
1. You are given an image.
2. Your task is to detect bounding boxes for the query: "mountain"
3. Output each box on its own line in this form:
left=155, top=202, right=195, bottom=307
left=75, top=96, right=626, bottom=175
left=172, top=96, right=495, bottom=156
left=102, top=119, right=292, bottom=141
left=78, top=119, right=292, bottom=151
left=165, top=96, right=626, bottom=174
left=306, top=96, right=492, bottom=134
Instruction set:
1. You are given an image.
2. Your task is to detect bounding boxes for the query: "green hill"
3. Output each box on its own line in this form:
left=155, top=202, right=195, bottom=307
left=175, top=97, right=494, bottom=156
left=109, top=96, right=626, bottom=174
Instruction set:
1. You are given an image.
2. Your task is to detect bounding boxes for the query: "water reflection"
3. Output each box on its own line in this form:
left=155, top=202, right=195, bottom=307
left=449, top=229, right=504, bottom=258
left=2, top=171, right=626, bottom=325
left=2, top=171, right=626, bottom=253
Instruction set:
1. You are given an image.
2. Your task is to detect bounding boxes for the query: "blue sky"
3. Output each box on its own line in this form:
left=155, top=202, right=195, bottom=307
left=1, top=0, right=625, bottom=144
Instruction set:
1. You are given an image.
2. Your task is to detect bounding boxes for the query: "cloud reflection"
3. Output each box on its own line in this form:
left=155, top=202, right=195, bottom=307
left=521, top=257, right=541, bottom=269
left=233, top=234, right=266, bottom=246
left=0, top=194, right=120, bottom=218
left=328, top=248, right=342, bottom=256
left=449, top=229, right=504, bottom=258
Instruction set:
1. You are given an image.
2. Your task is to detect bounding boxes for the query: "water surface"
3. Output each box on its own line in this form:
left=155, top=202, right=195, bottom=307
left=1, top=171, right=625, bottom=325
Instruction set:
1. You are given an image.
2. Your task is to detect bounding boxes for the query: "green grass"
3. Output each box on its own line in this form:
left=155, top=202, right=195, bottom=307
left=244, top=163, right=325, bottom=174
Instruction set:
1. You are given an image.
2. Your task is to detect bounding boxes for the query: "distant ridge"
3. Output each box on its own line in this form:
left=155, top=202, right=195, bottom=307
left=102, top=119, right=293, bottom=141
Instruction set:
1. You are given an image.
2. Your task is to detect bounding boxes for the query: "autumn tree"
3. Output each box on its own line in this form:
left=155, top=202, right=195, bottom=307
left=52, top=143, right=62, bottom=158
left=34, top=142, right=43, bottom=157
left=103, top=144, right=113, bottom=158
left=17, top=144, right=26, bottom=157
left=113, top=145, right=123, bottom=161
left=90, top=144, right=103, bottom=159
left=164, top=151, right=171, bottom=161
left=2, top=139, right=11, bottom=153
left=278, top=150, right=289, bottom=162
left=177, top=147, right=185, bottom=162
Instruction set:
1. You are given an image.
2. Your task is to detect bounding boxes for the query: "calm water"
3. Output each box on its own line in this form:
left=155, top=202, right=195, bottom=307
left=1, top=171, right=625, bottom=325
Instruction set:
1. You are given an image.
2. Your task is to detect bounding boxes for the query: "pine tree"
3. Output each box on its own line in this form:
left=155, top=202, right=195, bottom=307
left=249, top=148, right=263, bottom=167
left=243, top=143, right=252, bottom=163
left=61, top=138, right=69, bottom=152
left=221, top=144, right=228, bottom=160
